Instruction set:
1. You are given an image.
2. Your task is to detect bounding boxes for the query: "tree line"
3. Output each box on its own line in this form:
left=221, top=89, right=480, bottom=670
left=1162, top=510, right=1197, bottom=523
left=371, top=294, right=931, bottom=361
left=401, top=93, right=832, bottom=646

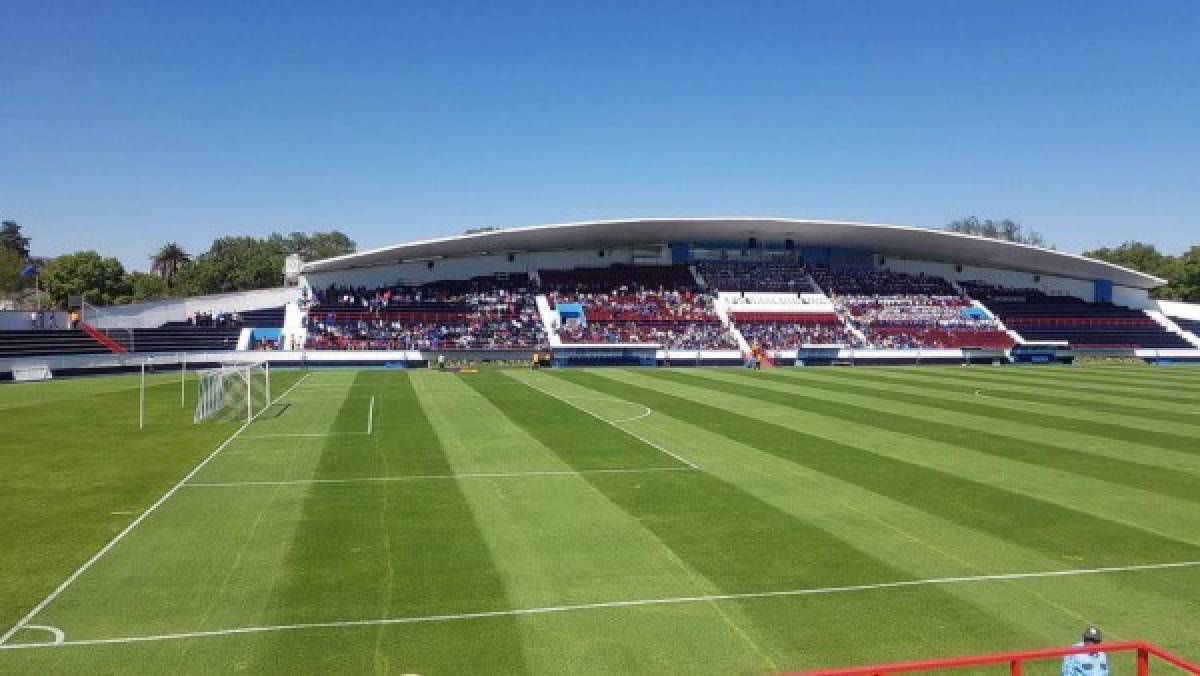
left=0, top=221, right=354, bottom=308
left=944, top=216, right=1199, bottom=301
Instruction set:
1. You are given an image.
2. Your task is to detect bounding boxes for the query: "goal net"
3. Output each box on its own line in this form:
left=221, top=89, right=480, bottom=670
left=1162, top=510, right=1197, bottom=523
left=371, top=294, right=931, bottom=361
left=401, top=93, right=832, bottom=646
left=193, top=362, right=271, bottom=424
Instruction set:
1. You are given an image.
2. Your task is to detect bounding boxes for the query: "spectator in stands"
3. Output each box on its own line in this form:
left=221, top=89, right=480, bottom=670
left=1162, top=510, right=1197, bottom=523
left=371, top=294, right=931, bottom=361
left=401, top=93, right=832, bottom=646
left=1061, top=626, right=1106, bottom=676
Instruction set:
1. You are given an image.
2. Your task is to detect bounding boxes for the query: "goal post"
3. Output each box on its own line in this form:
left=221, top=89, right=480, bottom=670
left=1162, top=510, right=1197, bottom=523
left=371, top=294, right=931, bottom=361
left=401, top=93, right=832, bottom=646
left=192, top=362, right=272, bottom=425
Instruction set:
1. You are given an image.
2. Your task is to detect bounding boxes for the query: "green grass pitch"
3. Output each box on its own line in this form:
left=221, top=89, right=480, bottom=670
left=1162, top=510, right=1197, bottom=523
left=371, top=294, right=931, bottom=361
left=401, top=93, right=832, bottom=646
left=1, top=365, right=1199, bottom=673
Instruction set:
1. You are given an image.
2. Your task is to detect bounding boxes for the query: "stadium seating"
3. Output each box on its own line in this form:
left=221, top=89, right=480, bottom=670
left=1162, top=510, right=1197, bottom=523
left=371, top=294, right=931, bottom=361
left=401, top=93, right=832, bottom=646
left=731, top=313, right=860, bottom=349
left=0, top=330, right=110, bottom=358
left=551, top=290, right=737, bottom=349
left=1169, top=316, right=1200, bottom=338
left=539, top=264, right=695, bottom=292
left=238, top=306, right=286, bottom=327
left=119, top=327, right=243, bottom=353
left=305, top=276, right=546, bottom=350
left=812, top=269, right=1013, bottom=349
left=964, top=282, right=1192, bottom=348
left=694, top=260, right=819, bottom=292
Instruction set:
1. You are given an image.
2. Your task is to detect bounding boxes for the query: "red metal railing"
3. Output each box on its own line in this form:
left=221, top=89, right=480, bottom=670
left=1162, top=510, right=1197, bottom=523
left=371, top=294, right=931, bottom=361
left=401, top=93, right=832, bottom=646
left=792, top=641, right=1200, bottom=676
left=79, top=321, right=127, bottom=354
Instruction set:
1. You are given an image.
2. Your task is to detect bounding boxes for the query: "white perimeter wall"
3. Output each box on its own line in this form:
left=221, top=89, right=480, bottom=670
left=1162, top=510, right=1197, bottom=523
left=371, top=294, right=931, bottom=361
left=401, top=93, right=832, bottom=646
left=881, top=257, right=1151, bottom=308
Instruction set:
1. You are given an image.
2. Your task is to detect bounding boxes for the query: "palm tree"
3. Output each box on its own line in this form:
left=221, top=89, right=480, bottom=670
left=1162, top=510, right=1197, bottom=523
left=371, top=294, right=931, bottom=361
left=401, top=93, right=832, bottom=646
left=150, top=242, right=191, bottom=287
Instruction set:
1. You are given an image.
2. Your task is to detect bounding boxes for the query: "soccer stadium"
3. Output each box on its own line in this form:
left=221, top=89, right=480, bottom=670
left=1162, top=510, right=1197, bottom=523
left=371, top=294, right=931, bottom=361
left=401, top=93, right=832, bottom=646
left=2, top=217, right=1200, bottom=673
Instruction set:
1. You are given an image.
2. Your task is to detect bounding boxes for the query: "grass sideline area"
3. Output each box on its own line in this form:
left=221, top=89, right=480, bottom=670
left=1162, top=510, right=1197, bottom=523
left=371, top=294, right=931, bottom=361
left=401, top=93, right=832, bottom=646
left=0, top=365, right=1198, bottom=673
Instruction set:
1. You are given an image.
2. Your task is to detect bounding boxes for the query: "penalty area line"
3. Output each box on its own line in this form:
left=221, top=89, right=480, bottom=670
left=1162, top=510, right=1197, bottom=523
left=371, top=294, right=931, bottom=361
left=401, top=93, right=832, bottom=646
left=2, top=559, right=1198, bottom=651
left=0, top=372, right=312, bottom=648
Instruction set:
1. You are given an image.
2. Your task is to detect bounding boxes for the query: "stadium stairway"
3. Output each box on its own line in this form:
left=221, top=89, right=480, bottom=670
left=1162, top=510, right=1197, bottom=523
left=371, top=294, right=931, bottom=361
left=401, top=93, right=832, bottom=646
left=80, top=322, right=128, bottom=354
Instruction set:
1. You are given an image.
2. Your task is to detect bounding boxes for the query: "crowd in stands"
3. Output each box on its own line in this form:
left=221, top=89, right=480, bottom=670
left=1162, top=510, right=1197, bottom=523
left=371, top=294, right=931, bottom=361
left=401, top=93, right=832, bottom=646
left=695, top=260, right=819, bottom=292
left=558, top=319, right=738, bottom=349
left=811, top=269, right=1012, bottom=349
left=811, top=268, right=959, bottom=296
left=304, top=276, right=546, bottom=350
left=539, top=264, right=695, bottom=293
left=550, top=289, right=737, bottom=349
left=735, top=318, right=860, bottom=349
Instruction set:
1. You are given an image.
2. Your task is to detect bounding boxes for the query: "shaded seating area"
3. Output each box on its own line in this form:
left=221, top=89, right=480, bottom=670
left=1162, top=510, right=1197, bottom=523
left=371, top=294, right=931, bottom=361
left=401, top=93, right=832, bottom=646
left=0, top=330, right=109, bottom=359
left=694, top=260, right=818, bottom=292
left=539, top=264, right=695, bottom=293
left=964, top=282, right=1192, bottom=348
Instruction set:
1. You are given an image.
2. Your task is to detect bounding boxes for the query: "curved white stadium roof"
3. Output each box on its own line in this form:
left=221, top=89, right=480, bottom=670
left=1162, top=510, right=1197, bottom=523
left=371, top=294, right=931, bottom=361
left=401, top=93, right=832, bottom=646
left=302, top=218, right=1164, bottom=289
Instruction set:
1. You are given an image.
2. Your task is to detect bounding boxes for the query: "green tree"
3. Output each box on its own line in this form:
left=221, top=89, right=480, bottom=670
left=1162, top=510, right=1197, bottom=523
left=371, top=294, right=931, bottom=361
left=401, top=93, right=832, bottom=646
left=175, top=230, right=356, bottom=296
left=945, top=217, right=1049, bottom=247
left=39, top=251, right=130, bottom=307
left=268, top=231, right=356, bottom=261
left=1083, top=241, right=1169, bottom=276
left=150, top=242, right=191, bottom=287
left=0, top=248, right=27, bottom=292
left=126, top=272, right=170, bottom=302
left=174, top=236, right=283, bottom=295
left=0, top=221, right=31, bottom=259
left=1158, top=247, right=1200, bottom=302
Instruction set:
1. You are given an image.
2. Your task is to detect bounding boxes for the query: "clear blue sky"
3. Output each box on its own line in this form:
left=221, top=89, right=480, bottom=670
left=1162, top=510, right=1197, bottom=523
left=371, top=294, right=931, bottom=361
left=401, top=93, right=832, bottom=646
left=3, top=0, right=1198, bottom=271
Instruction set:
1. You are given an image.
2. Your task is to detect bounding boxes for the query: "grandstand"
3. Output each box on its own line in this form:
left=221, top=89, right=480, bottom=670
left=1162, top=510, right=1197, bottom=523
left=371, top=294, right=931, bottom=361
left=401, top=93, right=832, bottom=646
left=2, top=218, right=1198, bottom=375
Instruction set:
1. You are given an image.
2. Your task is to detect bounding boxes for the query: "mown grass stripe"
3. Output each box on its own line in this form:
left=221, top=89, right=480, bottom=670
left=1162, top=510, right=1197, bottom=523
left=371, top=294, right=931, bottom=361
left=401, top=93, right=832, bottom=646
left=814, top=367, right=1200, bottom=427
left=1013, top=366, right=1200, bottom=389
left=557, top=370, right=1200, bottom=568
left=720, top=369, right=1200, bottom=459
left=255, top=371, right=528, bottom=672
left=915, top=368, right=1200, bottom=404
left=461, top=371, right=1038, bottom=660
left=697, top=369, right=1200, bottom=498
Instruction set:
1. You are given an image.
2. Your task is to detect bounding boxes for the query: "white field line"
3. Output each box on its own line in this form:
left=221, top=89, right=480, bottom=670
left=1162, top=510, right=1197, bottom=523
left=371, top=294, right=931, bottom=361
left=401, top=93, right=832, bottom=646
left=184, top=466, right=698, bottom=487
left=515, top=376, right=699, bottom=469
left=558, top=395, right=654, bottom=423
left=273, top=396, right=377, bottom=401
left=241, top=432, right=370, bottom=439
left=0, top=372, right=312, bottom=648
left=367, top=396, right=374, bottom=435
left=3, top=559, right=1198, bottom=651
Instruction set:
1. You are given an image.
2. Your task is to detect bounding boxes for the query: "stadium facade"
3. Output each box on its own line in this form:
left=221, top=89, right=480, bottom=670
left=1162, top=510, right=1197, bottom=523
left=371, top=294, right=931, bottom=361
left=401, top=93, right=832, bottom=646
left=300, top=218, right=1161, bottom=303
